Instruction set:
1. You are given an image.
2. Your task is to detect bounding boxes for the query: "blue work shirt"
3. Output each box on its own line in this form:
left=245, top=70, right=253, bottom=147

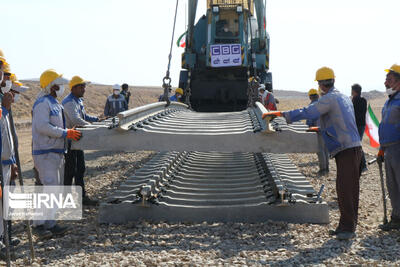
left=283, top=87, right=361, bottom=157
left=306, top=99, right=319, bottom=127
left=379, top=91, right=400, bottom=147
left=62, top=93, right=98, bottom=128
left=170, top=95, right=181, bottom=102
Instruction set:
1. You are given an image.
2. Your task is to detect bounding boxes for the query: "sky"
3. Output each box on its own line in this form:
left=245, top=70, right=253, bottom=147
left=1, top=0, right=399, bottom=94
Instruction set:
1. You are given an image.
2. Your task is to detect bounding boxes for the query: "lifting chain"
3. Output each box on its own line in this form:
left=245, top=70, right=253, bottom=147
left=161, top=76, right=172, bottom=106
left=246, top=0, right=259, bottom=108
left=247, top=76, right=260, bottom=108
left=161, top=0, right=179, bottom=107
left=184, top=70, right=192, bottom=109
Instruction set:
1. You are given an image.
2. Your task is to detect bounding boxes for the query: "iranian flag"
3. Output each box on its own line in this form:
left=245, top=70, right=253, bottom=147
left=176, top=31, right=186, bottom=48
left=365, top=104, right=380, bottom=148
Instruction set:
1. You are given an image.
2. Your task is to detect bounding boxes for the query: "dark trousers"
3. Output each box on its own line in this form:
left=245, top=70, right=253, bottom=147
left=335, top=147, right=362, bottom=232
left=357, top=125, right=367, bottom=170
left=384, top=143, right=400, bottom=219
left=64, top=149, right=86, bottom=197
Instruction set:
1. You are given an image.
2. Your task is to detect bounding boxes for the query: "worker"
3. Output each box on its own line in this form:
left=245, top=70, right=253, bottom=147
left=120, top=83, right=131, bottom=108
left=351, top=84, right=367, bottom=173
left=258, top=84, right=266, bottom=103
left=262, top=84, right=277, bottom=110
left=63, top=76, right=100, bottom=206
left=104, top=84, right=128, bottom=117
left=264, top=67, right=362, bottom=240
left=306, top=88, right=329, bottom=175
left=170, top=88, right=184, bottom=102
left=378, top=64, right=400, bottom=231
left=0, top=80, right=20, bottom=252
left=32, top=69, right=82, bottom=239
left=217, top=20, right=234, bottom=38
left=0, top=56, right=19, bottom=251
left=305, top=89, right=319, bottom=126
left=0, top=64, right=12, bottom=100
left=0, top=75, right=29, bottom=249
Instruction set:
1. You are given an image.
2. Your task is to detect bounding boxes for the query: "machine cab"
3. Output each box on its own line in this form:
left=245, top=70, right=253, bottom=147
left=206, top=1, right=251, bottom=67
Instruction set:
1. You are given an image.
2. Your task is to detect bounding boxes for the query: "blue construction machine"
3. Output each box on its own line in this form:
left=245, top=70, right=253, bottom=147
left=179, top=0, right=272, bottom=112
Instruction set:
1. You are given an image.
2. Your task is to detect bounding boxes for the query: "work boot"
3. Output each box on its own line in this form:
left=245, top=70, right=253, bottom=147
left=1, top=236, right=20, bottom=247
left=317, top=169, right=329, bottom=176
left=9, top=238, right=20, bottom=247
left=48, top=224, right=69, bottom=236
left=379, top=219, right=400, bottom=231
left=328, top=228, right=341, bottom=236
left=0, top=242, right=5, bottom=261
left=82, top=196, right=99, bottom=206
left=33, top=225, right=53, bottom=240
left=336, top=231, right=356, bottom=240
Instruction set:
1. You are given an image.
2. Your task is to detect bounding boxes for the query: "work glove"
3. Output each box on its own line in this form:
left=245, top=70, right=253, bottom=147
left=307, top=126, right=320, bottom=132
left=262, top=111, right=282, bottom=120
left=67, top=128, right=82, bottom=141
left=377, top=149, right=384, bottom=162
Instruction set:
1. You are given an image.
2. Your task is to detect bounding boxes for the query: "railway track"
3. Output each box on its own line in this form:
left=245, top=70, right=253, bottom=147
left=99, top=151, right=328, bottom=223
left=73, top=102, right=328, bottom=224
left=72, top=102, right=318, bottom=153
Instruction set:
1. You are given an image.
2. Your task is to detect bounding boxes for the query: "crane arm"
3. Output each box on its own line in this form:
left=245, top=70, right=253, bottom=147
left=187, top=0, right=198, bottom=50
left=254, top=0, right=266, bottom=44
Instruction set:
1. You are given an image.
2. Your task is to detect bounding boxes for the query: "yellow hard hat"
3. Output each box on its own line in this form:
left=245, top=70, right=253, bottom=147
left=0, top=49, right=4, bottom=57
left=385, top=64, right=400, bottom=75
left=10, top=73, right=17, bottom=82
left=69, top=75, right=90, bottom=89
left=308, top=88, right=318, bottom=96
left=10, top=74, right=23, bottom=86
left=315, top=67, right=335, bottom=81
left=2, top=62, right=11, bottom=74
left=14, top=81, right=23, bottom=87
left=40, top=69, right=63, bottom=89
left=176, top=88, right=184, bottom=95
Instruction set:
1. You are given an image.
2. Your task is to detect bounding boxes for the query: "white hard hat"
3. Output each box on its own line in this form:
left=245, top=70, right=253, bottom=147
left=112, top=84, right=120, bottom=90
left=258, top=84, right=266, bottom=91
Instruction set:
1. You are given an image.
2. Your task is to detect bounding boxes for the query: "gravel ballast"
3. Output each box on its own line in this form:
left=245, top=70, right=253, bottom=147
left=8, top=151, right=400, bottom=266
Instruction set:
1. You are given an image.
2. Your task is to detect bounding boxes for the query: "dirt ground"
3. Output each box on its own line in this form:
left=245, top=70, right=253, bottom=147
left=7, top=86, right=399, bottom=266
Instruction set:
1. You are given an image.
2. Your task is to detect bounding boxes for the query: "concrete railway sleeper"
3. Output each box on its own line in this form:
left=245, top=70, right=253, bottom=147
left=100, top=151, right=329, bottom=224
left=70, top=103, right=328, bottom=223
left=72, top=102, right=319, bottom=153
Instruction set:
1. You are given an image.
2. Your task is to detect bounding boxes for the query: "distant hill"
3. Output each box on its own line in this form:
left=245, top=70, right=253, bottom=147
left=274, top=89, right=386, bottom=100
left=361, top=90, right=386, bottom=100
left=274, top=90, right=307, bottom=99
left=12, top=80, right=387, bottom=122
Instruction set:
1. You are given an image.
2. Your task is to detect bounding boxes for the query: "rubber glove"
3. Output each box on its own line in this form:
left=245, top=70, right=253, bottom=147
left=307, top=127, right=320, bottom=132
left=67, top=128, right=82, bottom=141
left=377, top=149, right=384, bottom=162
left=262, top=111, right=282, bottom=120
